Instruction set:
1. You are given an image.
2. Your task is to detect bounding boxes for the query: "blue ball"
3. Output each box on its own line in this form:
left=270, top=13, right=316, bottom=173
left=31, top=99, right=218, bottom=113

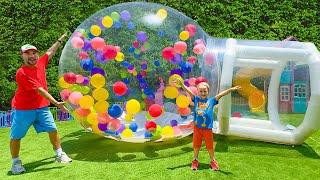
left=129, top=122, right=138, bottom=132
left=108, top=104, right=123, bottom=118
left=144, top=131, right=152, bottom=138
left=114, top=21, right=121, bottom=29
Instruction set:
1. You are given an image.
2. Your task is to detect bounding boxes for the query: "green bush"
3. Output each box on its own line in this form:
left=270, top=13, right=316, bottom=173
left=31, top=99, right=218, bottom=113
left=0, top=0, right=319, bottom=110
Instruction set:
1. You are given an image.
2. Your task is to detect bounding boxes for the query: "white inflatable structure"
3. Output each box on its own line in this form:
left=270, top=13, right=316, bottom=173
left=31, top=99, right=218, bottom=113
left=214, top=38, right=320, bottom=145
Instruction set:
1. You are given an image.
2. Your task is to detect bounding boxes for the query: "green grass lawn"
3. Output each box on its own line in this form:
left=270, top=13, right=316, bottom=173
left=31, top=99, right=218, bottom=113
left=1, top=115, right=320, bottom=179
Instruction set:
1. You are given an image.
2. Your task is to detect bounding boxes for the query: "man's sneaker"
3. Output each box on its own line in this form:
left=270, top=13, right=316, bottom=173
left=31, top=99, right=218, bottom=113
left=191, top=159, right=199, bottom=170
left=210, top=159, right=219, bottom=171
left=55, top=152, right=72, bottom=163
left=11, top=160, right=26, bottom=175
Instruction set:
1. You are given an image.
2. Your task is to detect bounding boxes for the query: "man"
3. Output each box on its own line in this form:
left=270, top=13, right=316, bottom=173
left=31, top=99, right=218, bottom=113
left=10, top=33, right=72, bottom=175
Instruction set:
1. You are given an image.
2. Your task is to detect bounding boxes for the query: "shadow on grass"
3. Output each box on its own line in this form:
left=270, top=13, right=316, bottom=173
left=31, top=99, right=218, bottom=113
left=61, top=130, right=320, bottom=163
left=214, top=135, right=320, bottom=159
left=61, top=130, right=194, bottom=162
left=167, top=162, right=233, bottom=175
left=6, top=157, right=64, bottom=176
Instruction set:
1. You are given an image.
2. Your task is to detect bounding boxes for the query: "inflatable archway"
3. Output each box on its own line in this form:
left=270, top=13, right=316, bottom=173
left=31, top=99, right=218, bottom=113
left=59, top=2, right=320, bottom=144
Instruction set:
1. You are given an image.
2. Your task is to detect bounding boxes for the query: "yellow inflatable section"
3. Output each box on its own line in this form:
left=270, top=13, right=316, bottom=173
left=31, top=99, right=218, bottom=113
left=233, top=68, right=271, bottom=112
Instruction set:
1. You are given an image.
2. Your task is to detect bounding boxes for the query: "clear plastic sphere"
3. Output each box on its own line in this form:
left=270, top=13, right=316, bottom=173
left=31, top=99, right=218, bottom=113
left=59, top=2, right=220, bottom=142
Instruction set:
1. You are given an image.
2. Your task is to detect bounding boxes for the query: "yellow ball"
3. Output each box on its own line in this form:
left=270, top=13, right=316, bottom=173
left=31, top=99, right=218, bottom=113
left=125, top=114, right=133, bottom=122
left=90, top=74, right=106, bottom=88
left=126, top=99, right=141, bottom=115
left=115, top=52, right=124, bottom=62
left=179, top=31, right=189, bottom=41
left=79, top=95, right=95, bottom=109
left=90, top=25, right=101, bottom=36
left=102, top=15, right=113, bottom=28
left=176, top=95, right=190, bottom=108
left=94, top=101, right=109, bottom=113
left=58, top=77, right=71, bottom=89
left=164, top=86, right=179, bottom=99
left=92, top=88, right=109, bottom=101
left=122, top=128, right=134, bottom=138
left=87, top=112, right=98, bottom=125
left=156, top=8, right=167, bottom=20
left=161, top=126, right=174, bottom=137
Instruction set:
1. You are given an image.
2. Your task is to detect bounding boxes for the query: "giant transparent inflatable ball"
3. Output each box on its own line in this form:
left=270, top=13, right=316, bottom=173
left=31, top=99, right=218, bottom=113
left=58, top=2, right=220, bottom=143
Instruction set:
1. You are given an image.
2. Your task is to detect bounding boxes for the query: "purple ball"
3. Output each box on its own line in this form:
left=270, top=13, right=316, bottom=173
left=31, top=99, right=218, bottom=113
left=170, top=68, right=183, bottom=77
left=82, top=77, right=89, bottom=85
left=128, top=64, right=134, bottom=70
left=94, top=51, right=105, bottom=63
left=136, top=31, right=148, bottom=42
left=82, top=39, right=92, bottom=51
left=90, top=67, right=105, bottom=76
left=98, top=123, right=108, bottom=131
left=184, top=79, right=190, bottom=87
left=141, top=63, right=148, bottom=70
left=170, top=120, right=178, bottom=127
left=116, top=124, right=125, bottom=133
left=120, top=10, right=131, bottom=21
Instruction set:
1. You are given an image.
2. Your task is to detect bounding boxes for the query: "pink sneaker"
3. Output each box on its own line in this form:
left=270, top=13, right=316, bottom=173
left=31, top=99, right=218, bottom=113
left=191, top=159, right=199, bottom=170
left=210, top=159, right=219, bottom=171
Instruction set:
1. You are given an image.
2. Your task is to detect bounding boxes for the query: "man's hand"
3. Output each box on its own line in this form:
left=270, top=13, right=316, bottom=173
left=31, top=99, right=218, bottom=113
left=58, top=32, right=68, bottom=42
left=56, top=102, right=69, bottom=113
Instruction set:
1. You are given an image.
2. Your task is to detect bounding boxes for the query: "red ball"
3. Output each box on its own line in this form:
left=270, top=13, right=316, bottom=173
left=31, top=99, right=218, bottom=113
left=148, top=104, right=163, bottom=118
left=195, top=76, right=208, bottom=86
left=103, top=45, right=117, bottom=60
left=145, top=121, right=157, bottom=131
left=162, top=47, right=174, bottom=60
left=113, top=81, right=128, bottom=96
left=63, top=72, right=77, bottom=84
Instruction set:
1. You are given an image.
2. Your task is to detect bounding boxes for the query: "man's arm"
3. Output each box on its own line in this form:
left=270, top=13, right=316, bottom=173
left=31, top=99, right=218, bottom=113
left=46, top=33, right=68, bottom=60
left=37, top=87, right=68, bottom=112
left=215, top=85, right=241, bottom=101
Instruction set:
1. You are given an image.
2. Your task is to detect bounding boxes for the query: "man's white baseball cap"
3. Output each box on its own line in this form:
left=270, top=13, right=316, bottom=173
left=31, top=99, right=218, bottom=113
left=21, top=44, right=38, bottom=53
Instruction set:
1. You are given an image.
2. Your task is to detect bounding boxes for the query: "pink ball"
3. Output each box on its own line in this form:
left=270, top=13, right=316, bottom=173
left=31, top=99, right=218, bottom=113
left=204, top=52, right=215, bottom=65
left=60, top=89, right=72, bottom=101
left=187, top=56, right=197, bottom=64
left=76, top=75, right=84, bottom=84
left=68, top=92, right=83, bottom=105
left=108, top=119, right=121, bottom=131
left=79, top=51, right=88, bottom=60
left=193, top=44, right=206, bottom=55
left=115, top=46, right=121, bottom=52
left=91, top=37, right=105, bottom=51
left=103, top=45, right=117, bottom=60
left=195, top=76, right=208, bottom=85
left=113, top=81, right=128, bottom=96
left=189, top=86, right=198, bottom=95
left=173, top=41, right=187, bottom=54
left=72, top=32, right=84, bottom=39
left=188, top=77, right=196, bottom=86
left=162, top=47, right=175, bottom=60
left=173, top=126, right=182, bottom=136
left=185, top=24, right=197, bottom=37
left=71, top=37, right=84, bottom=49
left=194, top=39, right=206, bottom=46
left=63, top=72, right=77, bottom=84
